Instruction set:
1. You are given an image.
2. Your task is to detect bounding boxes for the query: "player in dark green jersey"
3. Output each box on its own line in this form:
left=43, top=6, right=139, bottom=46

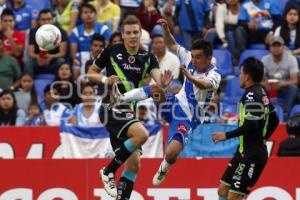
left=212, top=57, right=279, bottom=200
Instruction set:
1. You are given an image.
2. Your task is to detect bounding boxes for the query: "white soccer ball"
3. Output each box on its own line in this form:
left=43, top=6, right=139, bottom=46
left=35, top=24, right=61, bottom=51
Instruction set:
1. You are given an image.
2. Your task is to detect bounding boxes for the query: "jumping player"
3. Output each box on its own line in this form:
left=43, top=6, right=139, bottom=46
left=88, top=15, right=167, bottom=199
left=212, top=57, right=279, bottom=200
left=112, top=18, right=221, bottom=186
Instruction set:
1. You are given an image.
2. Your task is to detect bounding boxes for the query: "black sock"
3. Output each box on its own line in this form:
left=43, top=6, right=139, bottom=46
left=117, top=177, right=134, bottom=200
left=104, top=143, right=133, bottom=175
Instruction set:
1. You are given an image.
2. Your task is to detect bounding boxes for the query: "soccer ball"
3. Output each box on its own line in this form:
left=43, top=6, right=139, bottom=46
left=35, top=24, right=61, bottom=51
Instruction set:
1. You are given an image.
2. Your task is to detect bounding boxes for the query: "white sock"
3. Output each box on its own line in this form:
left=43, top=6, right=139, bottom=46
left=160, top=159, right=171, bottom=172
left=121, top=88, right=148, bottom=102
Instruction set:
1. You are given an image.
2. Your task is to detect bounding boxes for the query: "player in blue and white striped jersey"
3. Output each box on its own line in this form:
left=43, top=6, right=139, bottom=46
left=111, top=18, right=221, bottom=185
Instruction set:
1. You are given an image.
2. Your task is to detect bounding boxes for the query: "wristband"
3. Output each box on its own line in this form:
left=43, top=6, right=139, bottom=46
left=101, top=76, right=107, bottom=83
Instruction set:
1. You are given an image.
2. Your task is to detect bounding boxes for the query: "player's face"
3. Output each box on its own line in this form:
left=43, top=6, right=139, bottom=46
left=122, top=24, right=141, bottom=49
left=270, top=43, right=284, bottom=56
left=286, top=9, right=299, bottom=25
left=239, top=67, right=248, bottom=88
left=1, top=15, right=15, bottom=30
left=81, top=7, right=96, bottom=24
left=38, top=13, right=54, bottom=26
left=82, top=86, right=96, bottom=103
left=191, top=49, right=212, bottom=72
left=91, top=40, right=105, bottom=58
left=0, top=94, right=14, bottom=110
left=151, top=37, right=165, bottom=55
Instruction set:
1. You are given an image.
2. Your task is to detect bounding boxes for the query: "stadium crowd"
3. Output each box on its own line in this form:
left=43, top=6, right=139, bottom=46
left=0, top=0, right=300, bottom=127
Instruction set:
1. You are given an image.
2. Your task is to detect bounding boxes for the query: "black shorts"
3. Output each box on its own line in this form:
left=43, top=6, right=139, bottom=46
left=221, top=154, right=268, bottom=195
left=99, top=104, right=140, bottom=152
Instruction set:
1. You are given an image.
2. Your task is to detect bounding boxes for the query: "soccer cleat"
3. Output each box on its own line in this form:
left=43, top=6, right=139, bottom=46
left=99, top=168, right=117, bottom=197
left=152, top=166, right=169, bottom=186
left=111, top=84, right=122, bottom=105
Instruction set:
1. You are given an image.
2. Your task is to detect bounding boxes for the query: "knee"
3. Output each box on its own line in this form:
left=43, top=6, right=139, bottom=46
left=165, top=150, right=179, bottom=164
left=235, top=26, right=246, bottom=35
left=133, top=130, right=148, bottom=147
left=218, top=187, right=228, bottom=198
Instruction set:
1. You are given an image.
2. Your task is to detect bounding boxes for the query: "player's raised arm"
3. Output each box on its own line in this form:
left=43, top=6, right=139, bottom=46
left=157, top=18, right=179, bottom=54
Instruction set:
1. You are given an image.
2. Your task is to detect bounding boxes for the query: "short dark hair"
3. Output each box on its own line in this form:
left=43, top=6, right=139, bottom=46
left=80, top=3, right=97, bottom=15
left=38, top=8, right=53, bottom=20
left=121, top=15, right=141, bottom=31
left=241, top=57, right=264, bottom=83
left=44, top=84, right=52, bottom=95
left=91, top=34, right=105, bottom=44
left=151, top=34, right=164, bottom=40
left=191, top=39, right=212, bottom=57
left=109, top=32, right=123, bottom=44
left=1, top=8, right=15, bottom=20
left=138, top=105, right=147, bottom=112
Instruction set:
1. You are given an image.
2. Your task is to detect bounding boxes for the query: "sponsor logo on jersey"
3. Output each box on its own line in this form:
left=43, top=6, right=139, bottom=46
left=177, top=124, right=187, bottom=134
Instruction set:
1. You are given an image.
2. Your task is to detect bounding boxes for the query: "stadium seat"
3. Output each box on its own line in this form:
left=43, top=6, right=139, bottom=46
left=239, top=49, right=269, bottom=66
left=223, top=76, right=244, bottom=103
left=213, top=49, right=233, bottom=76
left=249, top=43, right=266, bottom=50
left=34, top=74, right=55, bottom=102
left=275, top=105, right=284, bottom=122
left=289, top=104, right=300, bottom=117
left=276, top=0, right=289, bottom=12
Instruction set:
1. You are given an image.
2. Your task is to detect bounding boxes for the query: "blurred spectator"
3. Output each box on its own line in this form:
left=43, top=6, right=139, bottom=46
left=25, top=102, right=45, bottom=125
left=73, top=34, right=105, bottom=78
left=10, top=0, right=37, bottom=31
left=0, top=0, right=6, bottom=29
left=284, top=0, right=300, bottom=12
left=205, top=0, right=240, bottom=61
left=14, top=72, right=38, bottom=113
left=278, top=112, right=300, bottom=156
left=219, top=106, right=238, bottom=124
left=27, top=9, right=67, bottom=75
left=0, top=89, right=26, bottom=126
left=262, top=36, right=299, bottom=115
left=118, top=0, right=141, bottom=21
left=52, top=62, right=81, bottom=107
left=136, top=100, right=157, bottom=125
left=109, top=31, right=123, bottom=44
left=54, top=0, right=79, bottom=35
left=151, top=34, right=180, bottom=80
left=69, top=83, right=102, bottom=125
left=274, top=6, right=300, bottom=67
left=135, top=0, right=162, bottom=35
left=40, top=84, right=70, bottom=126
left=0, top=32, right=21, bottom=90
left=174, top=0, right=210, bottom=50
left=90, top=0, right=121, bottom=32
left=1, top=8, right=26, bottom=68
left=70, top=3, right=111, bottom=78
left=24, top=0, right=51, bottom=17
left=236, top=0, right=281, bottom=53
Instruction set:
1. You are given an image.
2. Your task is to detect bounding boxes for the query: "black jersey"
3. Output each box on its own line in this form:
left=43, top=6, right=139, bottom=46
left=93, top=43, right=159, bottom=94
left=226, top=84, right=277, bottom=157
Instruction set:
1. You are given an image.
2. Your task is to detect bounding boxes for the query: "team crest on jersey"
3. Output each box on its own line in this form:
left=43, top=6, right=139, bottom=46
left=177, top=124, right=187, bottom=134
left=126, top=112, right=134, bottom=119
left=128, top=56, right=135, bottom=64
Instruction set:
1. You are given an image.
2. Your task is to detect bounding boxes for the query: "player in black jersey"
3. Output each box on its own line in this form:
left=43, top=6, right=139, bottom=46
left=88, top=15, right=167, bottom=199
left=212, top=57, right=279, bottom=200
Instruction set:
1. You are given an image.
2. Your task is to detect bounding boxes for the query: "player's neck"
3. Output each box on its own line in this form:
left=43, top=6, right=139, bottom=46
left=84, top=22, right=95, bottom=31
left=125, top=44, right=139, bottom=55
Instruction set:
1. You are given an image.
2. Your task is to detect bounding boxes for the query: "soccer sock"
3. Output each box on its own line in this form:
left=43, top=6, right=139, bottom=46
left=117, top=174, right=136, bottom=200
left=104, top=139, right=137, bottom=175
left=219, top=197, right=228, bottom=200
left=121, top=86, right=152, bottom=102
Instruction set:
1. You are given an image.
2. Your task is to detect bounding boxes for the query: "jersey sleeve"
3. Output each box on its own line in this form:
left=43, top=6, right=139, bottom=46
left=206, top=70, right=221, bottom=90
left=148, top=53, right=159, bottom=73
left=69, top=30, right=78, bottom=44
left=93, top=45, right=111, bottom=70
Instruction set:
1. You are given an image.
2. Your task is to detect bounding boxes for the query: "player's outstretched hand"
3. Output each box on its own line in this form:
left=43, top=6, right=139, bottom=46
left=161, top=69, right=173, bottom=89
left=157, top=18, right=169, bottom=31
left=212, top=132, right=226, bottom=143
